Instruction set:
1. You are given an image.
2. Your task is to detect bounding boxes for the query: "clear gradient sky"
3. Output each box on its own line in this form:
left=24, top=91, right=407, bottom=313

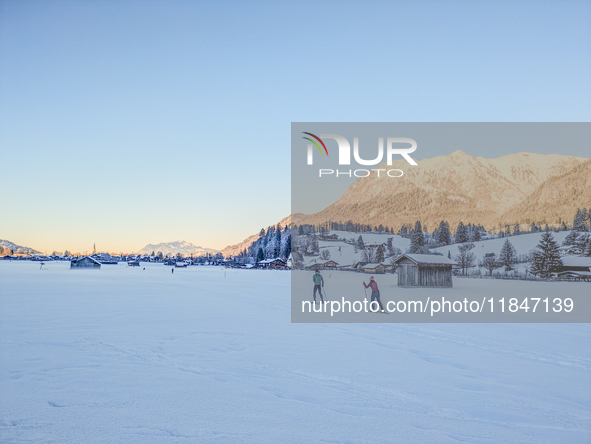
left=1, top=0, right=590, bottom=254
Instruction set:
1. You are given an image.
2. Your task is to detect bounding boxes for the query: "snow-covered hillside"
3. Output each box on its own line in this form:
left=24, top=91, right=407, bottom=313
left=0, top=261, right=589, bottom=443
left=0, top=239, right=40, bottom=254
left=432, top=231, right=574, bottom=261
left=302, top=230, right=588, bottom=274
left=303, top=231, right=410, bottom=269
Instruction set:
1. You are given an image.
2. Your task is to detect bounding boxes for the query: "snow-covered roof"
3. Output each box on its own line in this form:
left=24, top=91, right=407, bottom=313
left=258, top=258, right=285, bottom=264
left=396, top=254, right=456, bottom=265
left=561, top=257, right=591, bottom=267
left=316, top=260, right=338, bottom=265
left=73, top=256, right=102, bottom=265
left=361, top=263, right=386, bottom=269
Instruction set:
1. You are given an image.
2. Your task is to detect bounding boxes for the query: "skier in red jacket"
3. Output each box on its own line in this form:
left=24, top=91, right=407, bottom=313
left=363, top=276, right=385, bottom=312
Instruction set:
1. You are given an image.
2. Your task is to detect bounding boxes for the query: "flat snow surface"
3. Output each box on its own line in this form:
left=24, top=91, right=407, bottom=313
left=1, top=261, right=590, bottom=443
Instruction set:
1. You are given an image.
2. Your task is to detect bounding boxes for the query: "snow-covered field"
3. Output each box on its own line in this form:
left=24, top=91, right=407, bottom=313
left=1, top=261, right=590, bottom=443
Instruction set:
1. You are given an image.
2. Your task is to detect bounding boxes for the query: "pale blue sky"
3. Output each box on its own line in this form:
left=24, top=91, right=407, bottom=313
left=1, top=0, right=590, bottom=253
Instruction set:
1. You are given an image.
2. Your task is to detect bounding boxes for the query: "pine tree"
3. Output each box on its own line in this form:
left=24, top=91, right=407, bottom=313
left=513, top=223, right=520, bottom=236
left=386, top=237, right=394, bottom=256
left=409, top=221, right=425, bottom=254
left=376, top=245, right=385, bottom=263
left=472, top=228, right=482, bottom=241
left=256, top=248, right=264, bottom=263
left=455, top=221, right=469, bottom=243
left=563, top=230, right=578, bottom=246
left=357, top=235, right=365, bottom=249
left=498, top=239, right=517, bottom=271
left=282, top=234, right=291, bottom=259
left=573, top=208, right=585, bottom=231
left=436, top=220, right=452, bottom=245
left=530, top=231, right=563, bottom=278
left=576, top=233, right=588, bottom=250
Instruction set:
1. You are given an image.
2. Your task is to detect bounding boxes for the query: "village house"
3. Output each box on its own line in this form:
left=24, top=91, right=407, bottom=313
left=359, top=263, right=387, bottom=274
left=257, top=258, right=288, bottom=270
left=555, top=257, right=591, bottom=281
left=305, top=260, right=338, bottom=270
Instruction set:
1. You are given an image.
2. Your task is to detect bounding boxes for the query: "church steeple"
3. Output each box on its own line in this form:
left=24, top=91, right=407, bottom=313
left=92, top=243, right=96, bottom=255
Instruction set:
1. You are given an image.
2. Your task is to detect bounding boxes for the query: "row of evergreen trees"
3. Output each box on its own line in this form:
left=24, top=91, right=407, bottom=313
left=235, top=225, right=291, bottom=263
left=573, top=208, right=591, bottom=232
left=407, top=220, right=485, bottom=253
left=294, top=207, right=590, bottom=241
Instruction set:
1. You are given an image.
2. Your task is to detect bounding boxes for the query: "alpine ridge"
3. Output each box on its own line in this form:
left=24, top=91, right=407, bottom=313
left=292, top=151, right=588, bottom=232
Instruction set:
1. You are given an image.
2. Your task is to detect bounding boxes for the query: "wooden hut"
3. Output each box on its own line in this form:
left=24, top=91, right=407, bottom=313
left=393, top=254, right=455, bottom=288
left=70, top=256, right=101, bottom=269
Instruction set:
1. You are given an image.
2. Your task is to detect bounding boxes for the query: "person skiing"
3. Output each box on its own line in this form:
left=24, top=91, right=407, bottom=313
left=171, top=267, right=174, bottom=274
left=363, top=276, right=385, bottom=312
left=312, top=268, right=324, bottom=304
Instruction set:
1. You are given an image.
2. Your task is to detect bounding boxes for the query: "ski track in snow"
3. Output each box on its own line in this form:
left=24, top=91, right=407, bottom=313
left=0, top=261, right=589, bottom=443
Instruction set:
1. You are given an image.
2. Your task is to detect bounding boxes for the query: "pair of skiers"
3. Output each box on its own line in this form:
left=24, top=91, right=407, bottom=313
left=312, top=270, right=385, bottom=312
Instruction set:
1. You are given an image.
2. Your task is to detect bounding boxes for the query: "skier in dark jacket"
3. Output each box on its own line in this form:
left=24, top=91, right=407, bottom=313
left=312, top=268, right=324, bottom=303
left=364, top=276, right=385, bottom=312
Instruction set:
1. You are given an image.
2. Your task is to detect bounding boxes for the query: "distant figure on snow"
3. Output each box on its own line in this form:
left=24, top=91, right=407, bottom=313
left=312, top=268, right=324, bottom=304
left=364, top=276, right=385, bottom=312
left=171, top=268, right=174, bottom=274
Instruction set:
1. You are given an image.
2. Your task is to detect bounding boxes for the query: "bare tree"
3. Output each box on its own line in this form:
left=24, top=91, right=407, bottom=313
left=455, top=242, right=476, bottom=275
left=480, top=253, right=499, bottom=276
left=362, top=247, right=377, bottom=263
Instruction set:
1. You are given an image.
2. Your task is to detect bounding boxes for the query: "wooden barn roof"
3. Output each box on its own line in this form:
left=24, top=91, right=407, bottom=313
left=394, top=254, right=456, bottom=266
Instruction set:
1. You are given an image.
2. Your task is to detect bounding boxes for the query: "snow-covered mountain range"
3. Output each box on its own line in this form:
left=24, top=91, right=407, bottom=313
left=136, top=241, right=218, bottom=256
left=294, top=151, right=588, bottom=232
left=0, top=239, right=40, bottom=254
